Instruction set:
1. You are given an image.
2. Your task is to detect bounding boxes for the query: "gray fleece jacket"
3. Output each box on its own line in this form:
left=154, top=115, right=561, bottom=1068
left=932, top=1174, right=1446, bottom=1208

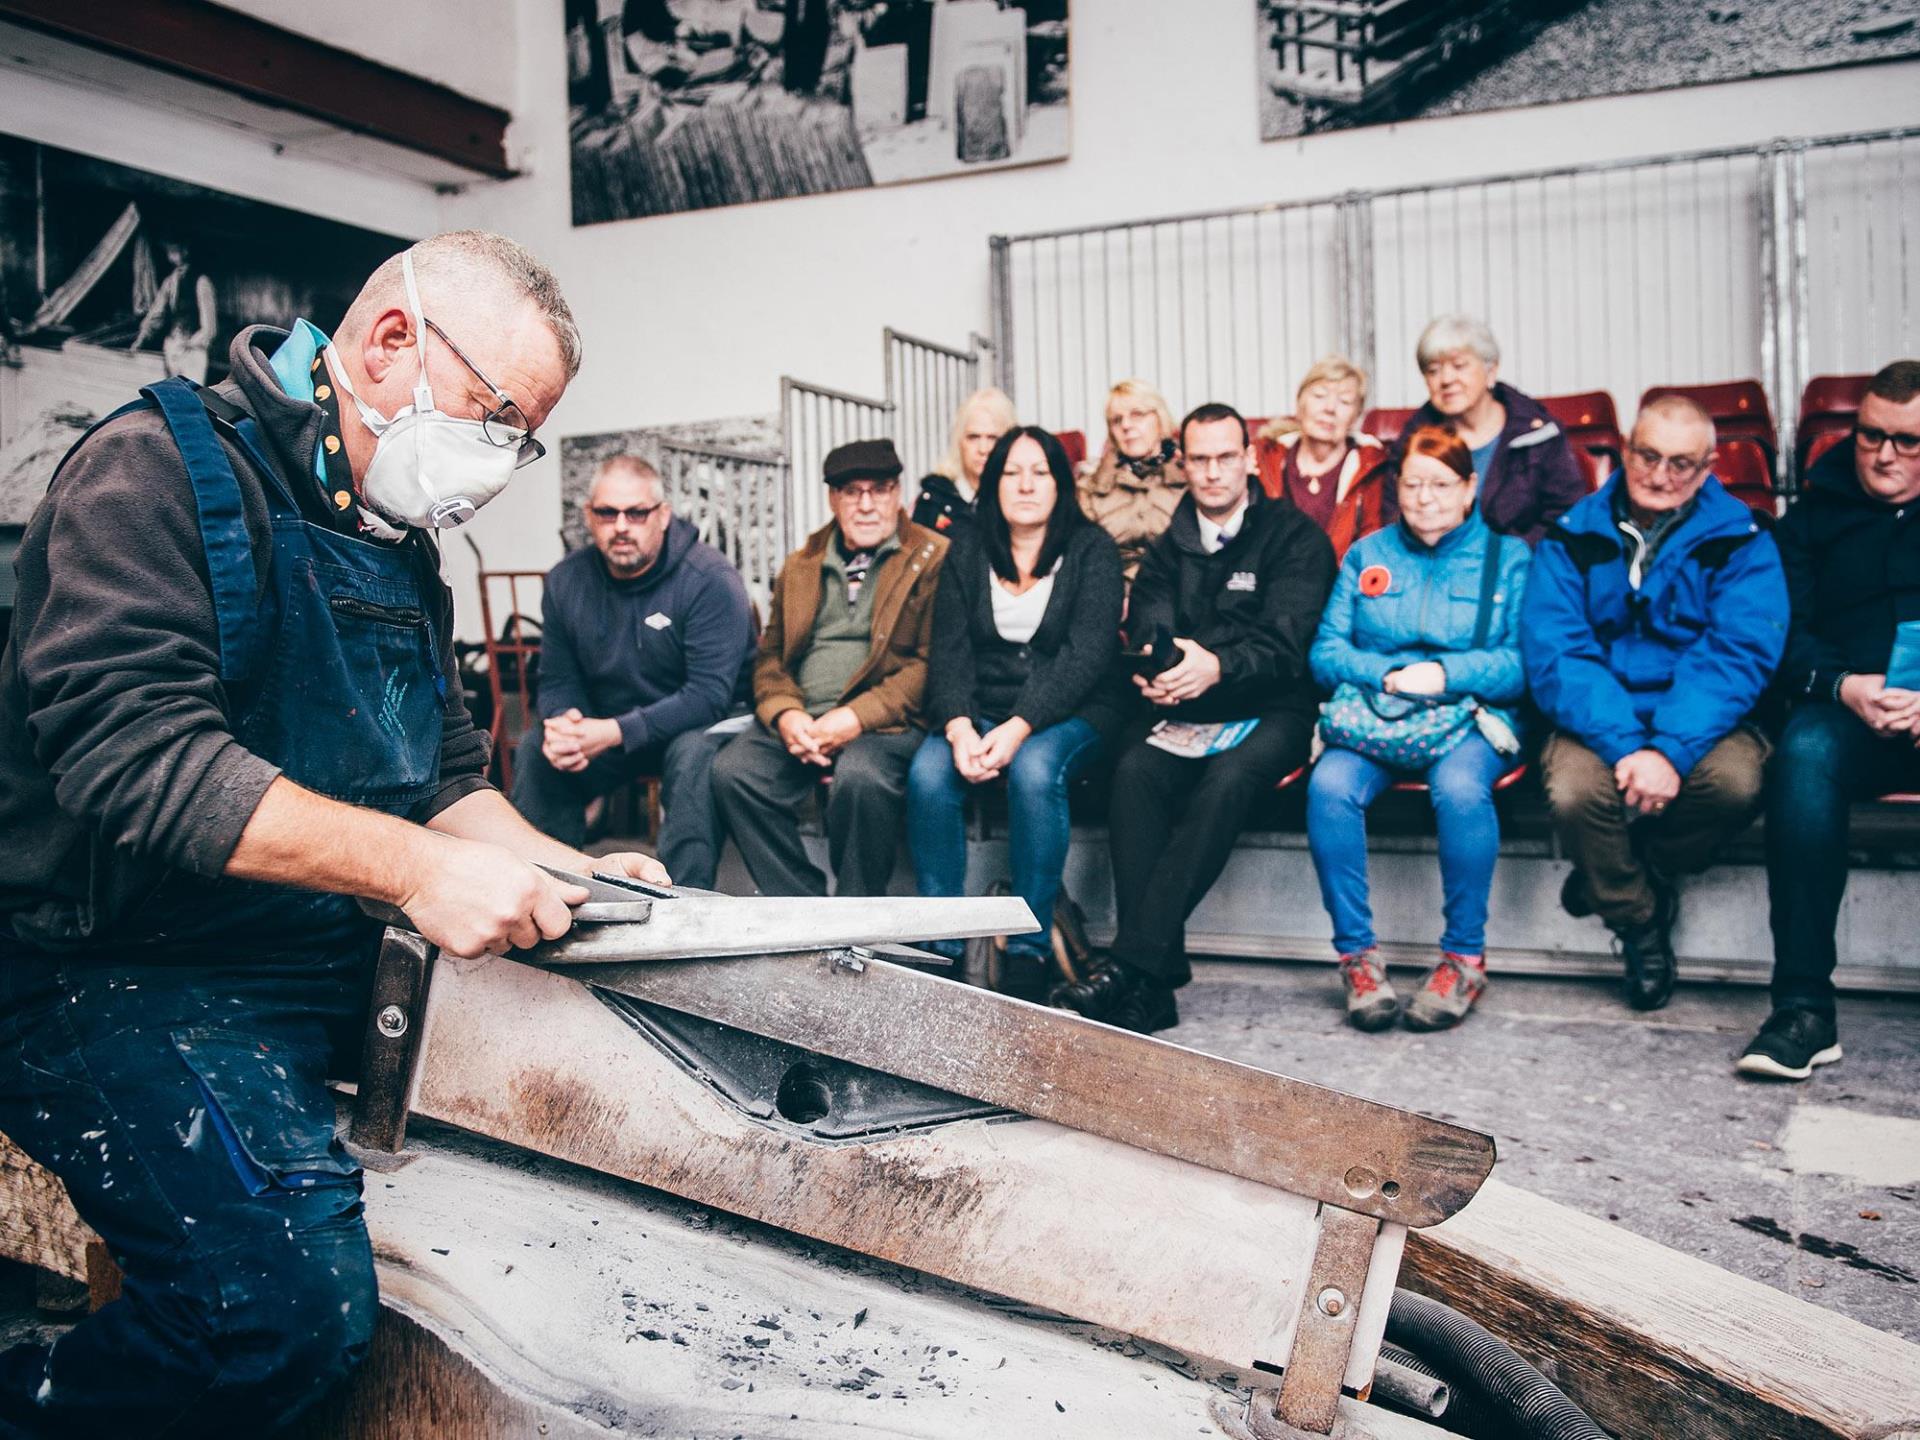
left=0, top=325, right=491, bottom=950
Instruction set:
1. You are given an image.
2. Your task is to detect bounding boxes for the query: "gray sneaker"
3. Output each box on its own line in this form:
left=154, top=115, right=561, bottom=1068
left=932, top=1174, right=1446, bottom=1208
left=1402, top=953, right=1488, bottom=1031
left=1338, top=949, right=1401, bottom=1032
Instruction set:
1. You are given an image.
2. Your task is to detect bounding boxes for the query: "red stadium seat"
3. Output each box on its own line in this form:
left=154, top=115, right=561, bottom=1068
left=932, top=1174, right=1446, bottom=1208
left=1540, top=390, right=1624, bottom=492
left=1275, top=764, right=1308, bottom=791
left=1058, top=429, right=1088, bottom=471
left=1641, top=380, right=1776, bottom=455
left=1796, top=374, right=1870, bottom=478
left=1712, top=438, right=1776, bottom=514
left=1389, top=764, right=1529, bottom=795
left=1804, top=428, right=1849, bottom=472
left=1360, top=407, right=1420, bottom=445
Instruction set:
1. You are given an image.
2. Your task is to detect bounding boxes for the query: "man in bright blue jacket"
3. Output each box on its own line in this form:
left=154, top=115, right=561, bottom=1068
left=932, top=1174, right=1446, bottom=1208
left=1523, top=396, right=1786, bottom=1011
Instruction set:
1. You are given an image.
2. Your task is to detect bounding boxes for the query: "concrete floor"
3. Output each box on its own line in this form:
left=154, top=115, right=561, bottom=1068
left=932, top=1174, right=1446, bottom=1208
left=1166, top=959, right=1920, bottom=1344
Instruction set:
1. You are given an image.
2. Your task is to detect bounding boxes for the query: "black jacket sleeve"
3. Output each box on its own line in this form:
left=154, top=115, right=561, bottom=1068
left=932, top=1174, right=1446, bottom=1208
left=1123, top=530, right=1178, bottom=648
left=1214, top=515, right=1336, bottom=692
left=1774, top=501, right=1848, bottom=699
left=924, top=538, right=980, bottom=729
left=1013, top=529, right=1124, bottom=732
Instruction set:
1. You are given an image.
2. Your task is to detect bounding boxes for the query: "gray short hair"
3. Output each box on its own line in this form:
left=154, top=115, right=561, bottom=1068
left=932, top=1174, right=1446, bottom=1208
left=351, top=230, right=583, bottom=380
left=1634, top=393, right=1717, bottom=450
left=590, top=454, right=664, bottom=501
left=1416, top=314, right=1500, bottom=370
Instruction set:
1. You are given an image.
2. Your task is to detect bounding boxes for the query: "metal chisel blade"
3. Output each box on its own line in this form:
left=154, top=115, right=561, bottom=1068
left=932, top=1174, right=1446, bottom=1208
left=521, top=894, right=1039, bottom=964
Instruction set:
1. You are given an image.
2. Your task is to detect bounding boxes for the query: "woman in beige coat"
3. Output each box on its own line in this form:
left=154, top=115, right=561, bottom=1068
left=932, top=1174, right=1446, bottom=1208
left=1075, top=378, right=1185, bottom=584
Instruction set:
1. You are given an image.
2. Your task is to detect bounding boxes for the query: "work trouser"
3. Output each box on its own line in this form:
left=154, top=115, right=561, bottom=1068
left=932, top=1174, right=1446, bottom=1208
left=512, top=722, right=729, bottom=888
left=1541, top=727, right=1769, bottom=931
left=711, top=724, right=922, bottom=896
left=0, top=943, right=378, bottom=1438
left=1106, top=710, right=1316, bottom=988
left=1765, top=702, right=1920, bottom=1018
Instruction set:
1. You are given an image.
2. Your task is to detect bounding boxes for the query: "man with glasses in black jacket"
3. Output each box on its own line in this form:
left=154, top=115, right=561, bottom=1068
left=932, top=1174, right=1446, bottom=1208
left=1743, top=359, right=1920, bottom=1080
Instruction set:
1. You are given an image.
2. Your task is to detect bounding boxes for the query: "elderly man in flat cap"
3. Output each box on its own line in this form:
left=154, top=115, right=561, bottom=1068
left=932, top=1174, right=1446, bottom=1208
left=712, top=439, right=949, bottom=894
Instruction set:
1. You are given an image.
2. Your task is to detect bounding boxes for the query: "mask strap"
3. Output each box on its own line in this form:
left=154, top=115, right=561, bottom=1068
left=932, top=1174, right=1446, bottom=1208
left=401, top=248, right=434, bottom=415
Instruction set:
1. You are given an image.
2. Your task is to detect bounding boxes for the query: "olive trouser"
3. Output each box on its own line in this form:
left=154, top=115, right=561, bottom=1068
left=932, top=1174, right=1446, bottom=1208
left=1540, top=727, right=1770, bottom=931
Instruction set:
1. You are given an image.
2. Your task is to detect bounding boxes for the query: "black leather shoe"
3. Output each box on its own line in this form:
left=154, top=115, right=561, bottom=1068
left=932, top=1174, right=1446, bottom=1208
left=1049, top=959, right=1131, bottom=1019
left=1560, top=867, right=1595, bottom=919
left=1109, top=980, right=1179, bottom=1035
left=1616, top=884, right=1677, bottom=1011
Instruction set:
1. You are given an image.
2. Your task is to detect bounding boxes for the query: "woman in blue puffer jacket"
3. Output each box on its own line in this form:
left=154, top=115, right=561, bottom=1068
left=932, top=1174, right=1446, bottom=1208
left=1307, top=425, right=1531, bottom=1034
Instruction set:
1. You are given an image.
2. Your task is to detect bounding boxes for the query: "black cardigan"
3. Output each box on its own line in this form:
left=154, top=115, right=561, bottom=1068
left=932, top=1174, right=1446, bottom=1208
left=925, top=524, right=1128, bottom=737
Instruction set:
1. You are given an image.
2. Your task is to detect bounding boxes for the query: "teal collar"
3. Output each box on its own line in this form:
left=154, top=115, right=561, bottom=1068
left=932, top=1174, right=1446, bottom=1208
left=267, top=318, right=334, bottom=484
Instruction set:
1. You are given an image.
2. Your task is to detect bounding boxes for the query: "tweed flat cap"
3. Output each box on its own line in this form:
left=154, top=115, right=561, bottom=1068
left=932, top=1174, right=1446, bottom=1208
left=823, top=438, right=904, bottom=487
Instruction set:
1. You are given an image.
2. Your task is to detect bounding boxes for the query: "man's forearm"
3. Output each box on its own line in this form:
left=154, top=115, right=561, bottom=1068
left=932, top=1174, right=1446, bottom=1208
left=224, top=775, right=429, bottom=903
left=427, top=787, right=597, bottom=874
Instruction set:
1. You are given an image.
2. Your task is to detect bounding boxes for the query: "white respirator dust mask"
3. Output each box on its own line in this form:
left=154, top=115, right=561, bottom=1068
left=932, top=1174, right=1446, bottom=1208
left=323, top=250, right=521, bottom=530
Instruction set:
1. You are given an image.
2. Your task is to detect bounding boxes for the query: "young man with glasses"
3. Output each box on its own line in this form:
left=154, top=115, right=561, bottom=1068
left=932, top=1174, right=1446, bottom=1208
left=509, top=454, right=756, bottom=885
left=1743, top=359, right=1920, bottom=1079
left=1525, top=395, right=1787, bottom=1013
left=711, top=439, right=948, bottom=896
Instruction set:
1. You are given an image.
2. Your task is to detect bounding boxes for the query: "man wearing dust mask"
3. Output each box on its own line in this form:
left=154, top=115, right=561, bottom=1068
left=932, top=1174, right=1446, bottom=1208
left=0, top=230, right=667, bottom=1434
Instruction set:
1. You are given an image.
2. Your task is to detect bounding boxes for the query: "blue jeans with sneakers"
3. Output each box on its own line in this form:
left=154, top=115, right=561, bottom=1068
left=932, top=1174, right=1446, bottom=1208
left=1308, top=734, right=1509, bottom=958
left=908, top=717, right=1103, bottom=958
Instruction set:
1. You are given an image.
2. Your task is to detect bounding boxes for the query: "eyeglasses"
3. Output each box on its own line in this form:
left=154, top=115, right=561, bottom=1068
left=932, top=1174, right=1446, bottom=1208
left=1625, top=444, right=1707, bottom=481
left=1182, top=453, right=1247, bottom=476
left=421, top=316, right=546, bottom=468
left=1855, top=424, right=1920, bottom=458
left=1399, top=475, right=1469, bottom=495
left=587, top=503, right=665, bottom=525
left=834, top=479, right=899, bottom=504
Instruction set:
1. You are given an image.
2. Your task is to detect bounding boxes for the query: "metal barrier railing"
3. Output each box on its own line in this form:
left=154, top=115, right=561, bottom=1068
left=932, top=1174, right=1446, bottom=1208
left=655, top=440, right=790, bottom=611
left=780, top=376, right=895, bottom=545
left=883, top=327, right=987, bottom=486
left=991, top=125, right=1920, bottom=488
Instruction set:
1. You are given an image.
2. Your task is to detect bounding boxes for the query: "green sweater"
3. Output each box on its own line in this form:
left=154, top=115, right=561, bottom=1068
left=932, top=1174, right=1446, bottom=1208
left=794, top=536, right=898, bottom=713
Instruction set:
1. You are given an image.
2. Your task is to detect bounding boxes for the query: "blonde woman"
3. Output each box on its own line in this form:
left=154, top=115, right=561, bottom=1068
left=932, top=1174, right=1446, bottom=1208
left=1257, top=356, right=1390, bottom=561
left=1076, top=378, right=1185, bottom=583
left=912, top=387, right=1018, bottom=542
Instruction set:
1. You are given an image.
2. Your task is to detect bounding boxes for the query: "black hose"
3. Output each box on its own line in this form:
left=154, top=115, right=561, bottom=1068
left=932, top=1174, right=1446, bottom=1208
left=1376, top=1341, right=1505, bottom=1436
left=1385, top=1289, right=1610, bottom=1440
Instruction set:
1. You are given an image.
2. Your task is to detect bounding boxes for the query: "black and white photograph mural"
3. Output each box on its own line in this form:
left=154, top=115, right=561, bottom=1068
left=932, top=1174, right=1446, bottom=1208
left=1257, top=0, right=1920, bottom=140
left=566, top=0, right=1071, bottom=224
left=0, top=132, right=405, bottom=524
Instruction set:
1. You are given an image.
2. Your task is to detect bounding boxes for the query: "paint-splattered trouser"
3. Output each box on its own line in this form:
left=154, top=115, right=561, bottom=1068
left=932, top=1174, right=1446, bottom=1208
left=0, top=943, right=378, bottom=1438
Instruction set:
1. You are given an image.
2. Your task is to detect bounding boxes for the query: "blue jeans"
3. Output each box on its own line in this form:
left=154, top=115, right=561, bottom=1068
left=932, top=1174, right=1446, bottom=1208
left=1307, top=734, right=1509, bottom=957
left=1766, top=702, right=1920, bottom=1016
left=908, top=718, right=1103, bottom=956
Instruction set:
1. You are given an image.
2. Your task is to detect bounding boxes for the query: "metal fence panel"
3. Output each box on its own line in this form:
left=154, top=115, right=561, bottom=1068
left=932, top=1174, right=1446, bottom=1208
left=780, top=377, right=895, bottom=546
left=656, top=440, right=790, bottom=611
left=884, top=328, right=982, bottom=488
left=1801, top=131, right=1920, bottom=394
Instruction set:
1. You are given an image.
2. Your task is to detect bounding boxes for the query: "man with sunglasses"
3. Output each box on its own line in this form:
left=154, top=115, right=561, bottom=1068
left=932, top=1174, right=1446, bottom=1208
left=1526, top=395, right=1786, bottom=1014
left=509, top=454, right=755, bottom=884
left=1743, top=359, right=1920, bottom=1080
left=0, top=232, right=668, bottom=1433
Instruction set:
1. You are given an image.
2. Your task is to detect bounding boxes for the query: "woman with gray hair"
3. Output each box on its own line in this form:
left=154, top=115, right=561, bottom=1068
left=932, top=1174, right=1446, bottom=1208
left=1381, top=314, right=1586, bottom=544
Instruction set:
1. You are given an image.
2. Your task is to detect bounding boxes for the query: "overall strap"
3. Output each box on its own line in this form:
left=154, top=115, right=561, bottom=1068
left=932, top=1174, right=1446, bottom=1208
left=141, top=377, right=260, bottom=684
left=1470, top=529, right=1503, bottom=650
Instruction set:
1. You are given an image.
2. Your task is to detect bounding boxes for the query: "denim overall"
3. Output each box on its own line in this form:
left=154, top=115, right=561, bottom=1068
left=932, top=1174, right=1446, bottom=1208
left=0, top=377, right=445, bottom=1435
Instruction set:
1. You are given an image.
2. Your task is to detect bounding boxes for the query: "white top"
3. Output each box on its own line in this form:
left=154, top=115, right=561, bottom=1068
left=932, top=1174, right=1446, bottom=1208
left=1196, top=498, right=1250, bottom=553
left=990, top=567, right=1056, bottom=644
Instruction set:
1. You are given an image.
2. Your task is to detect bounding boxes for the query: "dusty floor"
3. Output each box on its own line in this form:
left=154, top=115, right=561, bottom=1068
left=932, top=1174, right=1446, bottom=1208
left=1165, top=959, right=1920, bottom=1344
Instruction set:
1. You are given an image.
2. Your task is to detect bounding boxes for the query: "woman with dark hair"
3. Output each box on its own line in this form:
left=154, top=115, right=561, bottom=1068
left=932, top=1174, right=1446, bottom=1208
left=1307, top=425, right=1532, bottom=1033
left=909, top=426, right=1126, bottom=994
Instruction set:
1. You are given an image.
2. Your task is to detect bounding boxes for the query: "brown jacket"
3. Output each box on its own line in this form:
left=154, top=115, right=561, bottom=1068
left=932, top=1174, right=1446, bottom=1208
left=1075, top=447, right=1186, bottom=583
left=752, top=515, right=949, bottom=734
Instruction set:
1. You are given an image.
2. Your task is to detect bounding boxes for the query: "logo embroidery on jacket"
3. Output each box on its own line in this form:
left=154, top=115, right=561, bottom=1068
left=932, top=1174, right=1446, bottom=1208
left=645, top=612, right=672, bottom=631
left=1226, top=571, right=1258, bottom=592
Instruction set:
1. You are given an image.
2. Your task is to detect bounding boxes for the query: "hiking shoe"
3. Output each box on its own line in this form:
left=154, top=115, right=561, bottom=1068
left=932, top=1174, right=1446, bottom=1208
left=1736, top=1008, right=1842, bottom=1081
left=1402, top=953, right=1487, bottom=1031
left=1560, top=867, right=1595, bottom=919
left=1616, top=883, right=1677, bottom=1011
left=1338, top=949, right=1401, bottom=1032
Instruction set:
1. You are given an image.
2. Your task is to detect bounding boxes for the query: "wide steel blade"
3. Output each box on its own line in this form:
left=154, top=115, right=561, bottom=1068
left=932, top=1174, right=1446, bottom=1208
left=550, top=948, right=1496, bottom=1228
left=522, top=894, right=1039, bottom=964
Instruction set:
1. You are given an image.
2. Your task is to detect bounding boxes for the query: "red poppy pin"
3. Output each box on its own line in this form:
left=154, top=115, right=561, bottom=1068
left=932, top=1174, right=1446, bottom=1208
left=1359, top=564, right=1392, bottom=597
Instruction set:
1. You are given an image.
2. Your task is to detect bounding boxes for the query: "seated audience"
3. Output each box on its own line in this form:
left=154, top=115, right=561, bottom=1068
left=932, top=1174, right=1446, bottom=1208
left=1385, top=315, right=1587, bottom=543
left=512, top=455, right=755, bottom=885
left=908, top=427, right=1125, bottom=995
left=1076, top=378, right=1186, bottom=583
left=1524, top=396, right=1786, bottom=1012
left=712, top=439, right=948, bottom=895
left=911, top=386, right=1018, bottom=542
left=1743, top=359, right=1920, bottom=1081
left=1308, top=426, right=1531, bottom=1032
left=1054, top=403, right=1336, bottom=1032
left=1258, top=355, right=1390, bottom=559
